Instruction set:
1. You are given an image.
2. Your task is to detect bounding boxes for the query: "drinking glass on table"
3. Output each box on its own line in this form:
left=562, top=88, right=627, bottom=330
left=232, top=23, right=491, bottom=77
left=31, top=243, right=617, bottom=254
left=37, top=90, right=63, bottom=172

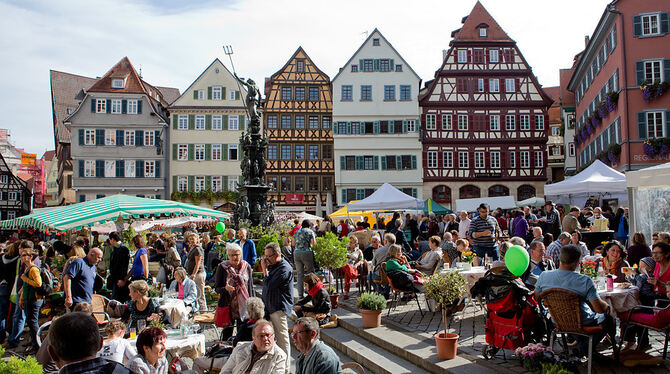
left=129, top=328, right=137, bottom=339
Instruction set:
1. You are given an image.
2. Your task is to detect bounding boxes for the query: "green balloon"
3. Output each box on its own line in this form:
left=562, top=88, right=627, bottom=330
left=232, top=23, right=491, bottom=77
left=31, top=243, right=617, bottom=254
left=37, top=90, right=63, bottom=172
left=216, top=222, right=226, bottom=233
left=504, top=245, right=530, bottom=276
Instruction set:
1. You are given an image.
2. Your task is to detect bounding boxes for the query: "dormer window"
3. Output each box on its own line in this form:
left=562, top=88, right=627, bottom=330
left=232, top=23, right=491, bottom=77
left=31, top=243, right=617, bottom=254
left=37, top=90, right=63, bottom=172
left=479, top=27, right=488, bottom=37
left=112, top=79, right=125, bottom=89
left=373, top=38, right=380, bottom=46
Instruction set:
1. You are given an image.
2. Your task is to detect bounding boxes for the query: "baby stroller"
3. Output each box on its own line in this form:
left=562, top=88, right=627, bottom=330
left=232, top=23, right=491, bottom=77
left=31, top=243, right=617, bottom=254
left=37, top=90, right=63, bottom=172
left=470, top=268, right=549, bottom=359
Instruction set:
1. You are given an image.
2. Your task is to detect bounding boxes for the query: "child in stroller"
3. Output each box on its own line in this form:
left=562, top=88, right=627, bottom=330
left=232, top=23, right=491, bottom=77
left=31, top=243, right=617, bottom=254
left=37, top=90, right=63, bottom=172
left=471, top=267, right=549, bottom=359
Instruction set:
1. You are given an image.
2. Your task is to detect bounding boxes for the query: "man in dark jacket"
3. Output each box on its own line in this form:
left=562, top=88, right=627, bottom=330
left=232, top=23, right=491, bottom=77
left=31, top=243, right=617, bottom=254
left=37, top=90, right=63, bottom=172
left=107, top=232, right=130, bottom=302
left=261, top=242, right=294, bottom=372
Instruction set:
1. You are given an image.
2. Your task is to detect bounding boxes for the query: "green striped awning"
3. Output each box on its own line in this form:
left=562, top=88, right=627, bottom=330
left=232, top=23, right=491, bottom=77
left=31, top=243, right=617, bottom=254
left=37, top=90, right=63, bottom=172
left=0, top=194, right=230, bottom=232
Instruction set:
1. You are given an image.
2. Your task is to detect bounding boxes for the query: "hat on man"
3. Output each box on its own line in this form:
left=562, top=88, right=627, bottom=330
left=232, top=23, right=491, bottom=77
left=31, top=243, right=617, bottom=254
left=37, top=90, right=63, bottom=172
left=545, top=200, right=555, bottom=207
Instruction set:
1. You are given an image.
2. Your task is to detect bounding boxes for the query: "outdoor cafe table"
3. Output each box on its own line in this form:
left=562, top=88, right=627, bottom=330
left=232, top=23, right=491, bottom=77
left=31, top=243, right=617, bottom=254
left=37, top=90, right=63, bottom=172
left=158, top=297, right=190, bottom=328
left=129, top=329, right=206, bottom=360
left=597, top=285, right=640, bottom=318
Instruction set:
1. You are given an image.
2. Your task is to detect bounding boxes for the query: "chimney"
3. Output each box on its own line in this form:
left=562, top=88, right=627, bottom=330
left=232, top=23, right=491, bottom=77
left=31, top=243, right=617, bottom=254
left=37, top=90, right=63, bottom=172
left=584, top=36, right=590, bottom=47
left=442, top=49, right=448, bottom=60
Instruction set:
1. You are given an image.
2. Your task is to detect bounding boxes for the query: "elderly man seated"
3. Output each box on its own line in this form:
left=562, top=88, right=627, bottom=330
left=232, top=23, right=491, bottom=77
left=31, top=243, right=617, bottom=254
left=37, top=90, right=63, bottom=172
left=522, top=241, right=554, bottom=287
left=221, top=319, right=288, bottom=374
left=535, top=244, right=616, bottom=357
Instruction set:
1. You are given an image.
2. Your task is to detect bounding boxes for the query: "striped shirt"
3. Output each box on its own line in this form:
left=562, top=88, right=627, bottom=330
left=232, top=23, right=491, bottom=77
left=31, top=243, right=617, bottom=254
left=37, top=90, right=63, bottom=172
left=468, top=215, right=499, bottom=247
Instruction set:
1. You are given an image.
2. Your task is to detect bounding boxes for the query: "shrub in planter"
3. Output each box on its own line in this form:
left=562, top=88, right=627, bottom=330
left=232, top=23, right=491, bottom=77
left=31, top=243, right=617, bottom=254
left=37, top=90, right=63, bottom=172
left=313, top=232, right=348, bottom=288
left=356, top=291, right=387, bottom=328
left=0, top=346, right=43, bottom=374
left=425, top=271, right=468, bottom=359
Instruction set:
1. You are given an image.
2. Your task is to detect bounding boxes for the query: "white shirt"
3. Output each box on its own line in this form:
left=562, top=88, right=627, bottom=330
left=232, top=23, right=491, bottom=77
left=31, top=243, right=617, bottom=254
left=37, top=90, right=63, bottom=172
left=458, top=218, right=471, bottom=239
left=97, top=337, right=136, bottom=365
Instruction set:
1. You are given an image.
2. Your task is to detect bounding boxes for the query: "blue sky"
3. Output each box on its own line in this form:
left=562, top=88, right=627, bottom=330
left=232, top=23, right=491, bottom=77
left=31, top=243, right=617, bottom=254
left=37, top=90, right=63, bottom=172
left=0, top=0, right=608, bottom=155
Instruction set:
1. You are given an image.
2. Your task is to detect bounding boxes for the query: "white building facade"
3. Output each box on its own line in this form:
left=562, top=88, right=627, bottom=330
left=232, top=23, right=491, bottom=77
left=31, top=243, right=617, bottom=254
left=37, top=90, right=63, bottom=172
left=332, top=29, right=423, bottom=206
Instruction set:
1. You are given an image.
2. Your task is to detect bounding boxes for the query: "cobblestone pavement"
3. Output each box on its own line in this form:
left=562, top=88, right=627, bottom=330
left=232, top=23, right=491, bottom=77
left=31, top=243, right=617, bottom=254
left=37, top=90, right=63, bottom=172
left=339, top=288, right=670, bottom=373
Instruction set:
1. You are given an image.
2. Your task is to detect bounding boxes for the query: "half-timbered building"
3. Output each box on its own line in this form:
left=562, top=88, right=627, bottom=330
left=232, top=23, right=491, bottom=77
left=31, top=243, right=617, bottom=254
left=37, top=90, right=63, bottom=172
left=419, top=1, right=552, bottom=208
left=332, top=29, right=422, bottom=206
left=0, top=153, right=31, bottom=220
left=263, top=47, right=334, bottom=211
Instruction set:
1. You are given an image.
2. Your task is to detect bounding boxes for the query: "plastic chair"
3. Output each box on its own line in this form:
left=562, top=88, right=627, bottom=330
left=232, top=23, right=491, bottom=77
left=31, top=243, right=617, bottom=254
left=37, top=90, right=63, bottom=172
left=539, top=289, right=618, bottom=374
left=619, top=299, right=670, bottom=359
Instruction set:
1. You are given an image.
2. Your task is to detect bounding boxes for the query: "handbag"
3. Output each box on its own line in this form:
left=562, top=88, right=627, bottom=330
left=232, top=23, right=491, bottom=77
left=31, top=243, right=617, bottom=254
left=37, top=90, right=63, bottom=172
left=9, top=260, right=20, bottom=304
left=215, top=306, right=232, bottom=328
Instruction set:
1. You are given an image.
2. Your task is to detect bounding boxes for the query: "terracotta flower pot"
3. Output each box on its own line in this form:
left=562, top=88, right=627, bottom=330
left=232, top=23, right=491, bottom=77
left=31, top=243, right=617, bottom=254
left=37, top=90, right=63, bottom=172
left=359, top=308, right=382, bottom=328
left=435, top=332, right=459, bottom=360
left=330, top=293, right=340, bottom=309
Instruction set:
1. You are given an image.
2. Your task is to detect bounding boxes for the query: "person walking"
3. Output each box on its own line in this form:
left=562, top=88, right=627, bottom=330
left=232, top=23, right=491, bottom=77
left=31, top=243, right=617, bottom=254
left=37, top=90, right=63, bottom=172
left=6, top=240, right=40, bottom=349
left=0, top=241, right=19, bottom=344
left=236, top=229, right=257, bottom=267
left=293, top=220, right=316, bottom=299
left=64, top=248, right=102, bottom=310
left=108, top=232, right=130, bottom=302
left=185, top=232, right=207, bottom=313
left=468, top=203, right=500, bottom=261
left=17, top=245, right=43, bottom=355
left=261, top=242, right=294, bottom=372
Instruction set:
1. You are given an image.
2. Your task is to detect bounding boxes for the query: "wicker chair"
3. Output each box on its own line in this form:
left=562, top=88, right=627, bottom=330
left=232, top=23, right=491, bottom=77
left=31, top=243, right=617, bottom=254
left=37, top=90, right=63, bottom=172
left=619, top=299, right=670, bottom=359
left=90, top=294, right=111, bottom=325
left=539, top=289, right=617, bottom=374
left=342, top=362, right=365, bottom=374
left=381, top=261, right=424, bottom=317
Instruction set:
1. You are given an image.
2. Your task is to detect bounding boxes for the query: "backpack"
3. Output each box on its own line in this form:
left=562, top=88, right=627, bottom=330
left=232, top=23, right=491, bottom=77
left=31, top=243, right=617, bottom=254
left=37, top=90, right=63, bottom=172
left=32, top=264, right=55, bottom=296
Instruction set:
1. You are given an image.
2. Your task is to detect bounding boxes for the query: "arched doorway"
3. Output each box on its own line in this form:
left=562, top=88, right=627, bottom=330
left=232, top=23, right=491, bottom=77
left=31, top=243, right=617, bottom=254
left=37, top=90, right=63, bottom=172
left=459, top=185, right=481, bottom=199
left=517, top=184, right=536, bottom=201
left=432, top=185, right=452, bottom=209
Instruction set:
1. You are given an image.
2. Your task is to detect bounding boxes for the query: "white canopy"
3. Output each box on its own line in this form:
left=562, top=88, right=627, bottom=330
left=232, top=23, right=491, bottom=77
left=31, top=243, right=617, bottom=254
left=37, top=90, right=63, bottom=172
left=455, top=196, right=516, bottom=212
left=626, top=162, right=670, bottom=188
left=516, top=197, right=546, bottom=208
left=544, top=160, right=626, bottom=196
left=346, top=183, right=424, bottom=211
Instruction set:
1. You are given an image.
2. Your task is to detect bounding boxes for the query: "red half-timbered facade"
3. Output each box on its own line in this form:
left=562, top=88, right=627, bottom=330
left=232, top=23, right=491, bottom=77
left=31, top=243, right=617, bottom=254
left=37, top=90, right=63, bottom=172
left=419, top=1, right=553, bottom=207
left=263, top=47, right=334, bottom=211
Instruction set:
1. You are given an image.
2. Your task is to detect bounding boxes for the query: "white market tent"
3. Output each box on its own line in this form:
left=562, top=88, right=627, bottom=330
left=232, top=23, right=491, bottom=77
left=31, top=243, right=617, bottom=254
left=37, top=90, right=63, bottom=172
left=347, top=183, right=424, bottom=211
left=544, top=160, right=627, bottom=205
left=626, top=162, right=670, bottom=239
left=516, top=197, right=545, bottom=208
left=455, top=196, right=516, bottom=212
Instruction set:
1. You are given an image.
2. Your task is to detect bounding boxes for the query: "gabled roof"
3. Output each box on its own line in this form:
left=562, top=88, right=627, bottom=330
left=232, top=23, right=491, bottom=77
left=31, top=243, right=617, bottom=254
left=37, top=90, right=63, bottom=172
left=169, top=58, right=246, bottom=108
left=269, top=46, right=330, bottom=81
left=452, top=1, right=513, bottom=43
left=41, top=150, right=55, bottom=161
left=49, top=70, right=98, bottom=144
left=332, top=28, right=421, bottom=83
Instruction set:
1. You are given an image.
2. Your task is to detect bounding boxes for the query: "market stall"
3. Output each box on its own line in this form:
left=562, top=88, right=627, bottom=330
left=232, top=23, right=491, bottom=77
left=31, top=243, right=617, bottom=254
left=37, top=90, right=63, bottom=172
left=346, top=183, right=424, bottom=211
left=544, top=160, right=627, bottom=206
left=626, top=161, right=670, bottom=240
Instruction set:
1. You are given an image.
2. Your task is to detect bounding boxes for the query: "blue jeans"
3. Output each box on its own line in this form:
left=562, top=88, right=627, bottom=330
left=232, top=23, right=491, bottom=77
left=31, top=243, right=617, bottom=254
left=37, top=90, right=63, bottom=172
left=369, top=273, right=389, bottom=296
left=0, top=284, right=10, bottom=338
left=7, top=300, right=26, bottom=347
left=472, top=245, right=499, bottom=262
left=23, top=298, right=43, bottom=350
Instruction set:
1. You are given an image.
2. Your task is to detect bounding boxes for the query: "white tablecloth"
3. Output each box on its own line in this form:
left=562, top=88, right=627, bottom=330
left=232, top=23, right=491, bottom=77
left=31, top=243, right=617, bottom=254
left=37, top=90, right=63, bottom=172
left=598, top=286, right=640, bottom=318
left=159, top=298, right=190, bottom=328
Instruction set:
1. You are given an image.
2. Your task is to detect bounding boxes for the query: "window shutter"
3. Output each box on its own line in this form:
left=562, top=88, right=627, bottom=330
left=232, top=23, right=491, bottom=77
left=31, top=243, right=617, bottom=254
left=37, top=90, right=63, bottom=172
left=235, top=91, right=240, bottom=100
left=155, top=130, right=160, bottom=146
left=638, top=112, right=647, bottom=139
left=78, top=129, right=84, bottom=145
left=106, top=99, right=111, bottom=113
left=122, top=99, right=127, bottom=114
left=172, top=115, right=178, bottom=129
left=359, top=59, right=363, bottom=70
left=373, top=156, right=379, bottom=170
left=135, top=130, right=144, bottom=146
left=136, top=160, right=144, bottom=178
left=188, top=144, right=194, bottom=160
left=96, top=129, right=104, bottom=145
left=388, top=121, right=394, bottom=133
left=222, top=87, right=226, bottom=100
left=208, top=87, right=212, bottom=100
left=193, top=90, right=198, bottom=100
left=345, top=122, right=351, bottom=134
left=340, top=156, right=345, bottom=170
left=402, top=120, right=407, bottom=133
left=155, top=161, right=160, bottom=178
left=381, top=156, right=387, bottom=170
left=90, top=99, right=96, bottom=112
left=116, top=160, right=124, bottom=177
left=341, top=189, right=347, bottom=204
left=205, top=115, right=212, bottom=130
left=95, top=160, right=104, bottom=178
left=661, top=13, right=669, bottom=35
left=172, top=144, right=177, bottom=160
left=411, top=155, right=417, bottom=169
left=78, top=160, right=84, bottom=177
left=664, top=60, right=670, bottom=84
left=412, top=188, right=417, bottom=198
left=222, top=176, right=229, bottom=191
left=205, top=144, right=211, bottom=160
left=396, top=155, right=402, bottom=170
left=390, top=59, right=394, bottom=68
left=333, top=123, right=338, bottom=135
left=633, top=15, right=642, bottom=37
left=636, top=61, right=645, bottom=85
left=373, top=121, right=380, bottom=134
left=79, top=195, right=85, bottom=202
left=239, top=115, right=245, bottom=128
left=188, top=176, right=194, bottom=192
left=666, top=110, right=670, bottom=137
left=172, top=176, right=177, bottom=192
left=355, top=156, right=364, bottom=170
left=137, top=100, right=142, bottom=114
left=116, top=130, right=123, bottom=146
left=223, top=144, right=228, bottom=161
left=222, top=115, right=228, bottom=130
left=205, top=176, right=211, bottom=190
left=373, top=59, right=380, bottom=71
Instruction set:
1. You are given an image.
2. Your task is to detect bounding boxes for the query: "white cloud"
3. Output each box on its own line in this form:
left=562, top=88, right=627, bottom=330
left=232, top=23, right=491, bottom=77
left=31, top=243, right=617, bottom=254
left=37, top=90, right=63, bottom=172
left=0, top=0, right=609, bottom=155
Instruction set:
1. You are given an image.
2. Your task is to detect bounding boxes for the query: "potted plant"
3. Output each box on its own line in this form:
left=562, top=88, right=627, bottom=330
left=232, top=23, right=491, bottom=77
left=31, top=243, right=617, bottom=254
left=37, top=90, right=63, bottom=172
left=425, top=271, right=468, bottom=360
left=313, top=232, right=349, bottom=307
left=356, top=292, right=387, bottom=328
left=326, top=284, right=339, bottom=309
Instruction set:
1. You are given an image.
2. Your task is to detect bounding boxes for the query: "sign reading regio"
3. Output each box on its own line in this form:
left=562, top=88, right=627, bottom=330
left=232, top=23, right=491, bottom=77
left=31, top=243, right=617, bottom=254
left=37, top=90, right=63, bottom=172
left=285, top=193, right=305, bottom=204
left=21, top=152, right=36, bottom=165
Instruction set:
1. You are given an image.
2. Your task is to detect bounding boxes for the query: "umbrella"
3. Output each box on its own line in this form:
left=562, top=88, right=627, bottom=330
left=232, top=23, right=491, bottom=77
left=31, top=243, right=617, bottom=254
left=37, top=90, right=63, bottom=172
left=1, top=194, right=230, bottom=232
